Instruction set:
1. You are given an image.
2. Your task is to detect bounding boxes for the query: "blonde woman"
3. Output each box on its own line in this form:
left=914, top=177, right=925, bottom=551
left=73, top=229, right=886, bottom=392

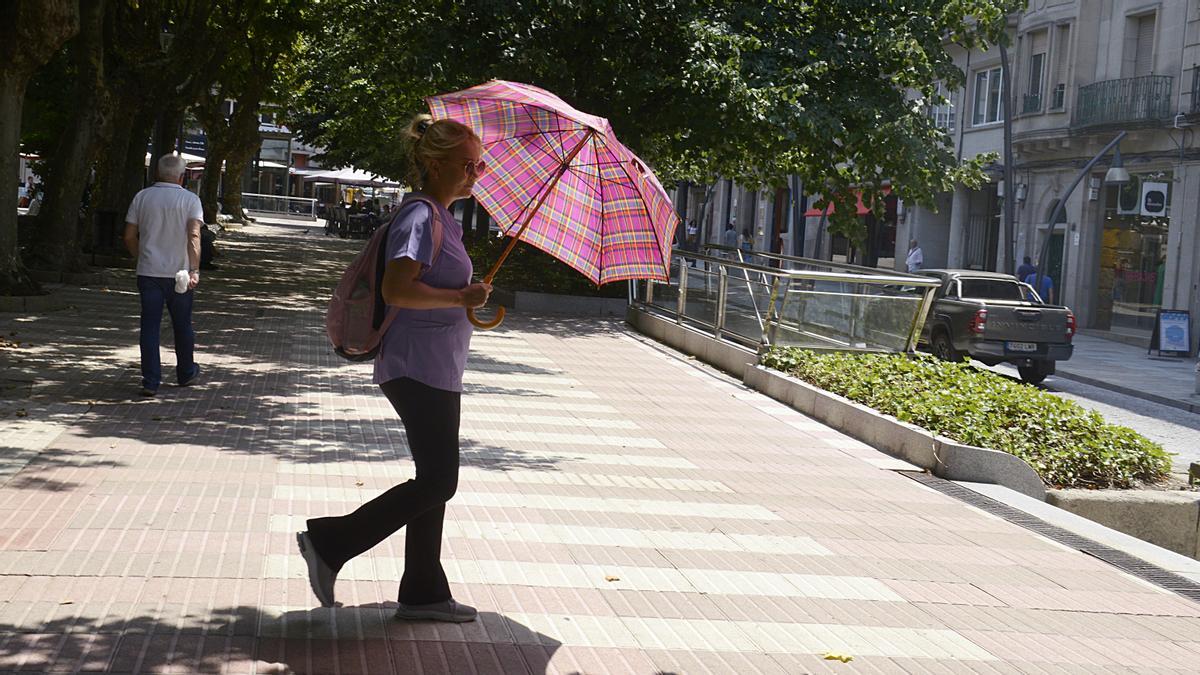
left=297, top=115, right=492, bottom=622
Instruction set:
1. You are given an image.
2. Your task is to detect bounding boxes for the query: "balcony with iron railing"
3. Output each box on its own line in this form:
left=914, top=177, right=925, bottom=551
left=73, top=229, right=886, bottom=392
left=1071, top=75, right=1173, bottom=130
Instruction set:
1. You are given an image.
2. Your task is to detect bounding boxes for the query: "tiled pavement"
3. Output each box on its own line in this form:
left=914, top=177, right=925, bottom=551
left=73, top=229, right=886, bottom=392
left=2, top=218, right=1200, bottom=674
left=1053, top=333, right=1200, bottom=413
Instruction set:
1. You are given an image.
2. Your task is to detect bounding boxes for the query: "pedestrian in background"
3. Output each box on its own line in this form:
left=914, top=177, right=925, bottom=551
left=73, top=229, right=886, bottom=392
left=905, top=239, right=923, bottom=273
left=297, top=114, right=492, bottom=623
left=122, top=154, right=202, bottom=397
left=1023, top=269, right=1055, bottom=304
left=1017, top=256, right=1037, bottom=280
left=721, top=223, right=737, bottom=250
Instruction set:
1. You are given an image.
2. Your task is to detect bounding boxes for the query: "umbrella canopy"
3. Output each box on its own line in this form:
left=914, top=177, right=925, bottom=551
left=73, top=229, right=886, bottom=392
left=427, top=80, right=678, bottom=287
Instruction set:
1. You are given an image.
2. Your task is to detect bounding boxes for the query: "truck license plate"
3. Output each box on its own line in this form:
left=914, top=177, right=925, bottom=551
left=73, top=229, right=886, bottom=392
left=1006, top=341, right=1038, bottom=352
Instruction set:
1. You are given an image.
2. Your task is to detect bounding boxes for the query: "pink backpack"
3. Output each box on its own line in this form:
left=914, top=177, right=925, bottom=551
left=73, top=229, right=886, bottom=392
left=326, top=195, right=443, bottom=361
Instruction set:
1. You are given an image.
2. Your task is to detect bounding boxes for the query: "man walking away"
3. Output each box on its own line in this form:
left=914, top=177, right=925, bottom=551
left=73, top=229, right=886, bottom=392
left=123, top=154, right=203, bottom=397
left=1022, top=269, right=1055, bottom=305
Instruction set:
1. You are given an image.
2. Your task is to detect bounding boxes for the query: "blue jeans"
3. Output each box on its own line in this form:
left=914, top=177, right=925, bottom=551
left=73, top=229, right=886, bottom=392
left=137, top=275, right=196, bottom=391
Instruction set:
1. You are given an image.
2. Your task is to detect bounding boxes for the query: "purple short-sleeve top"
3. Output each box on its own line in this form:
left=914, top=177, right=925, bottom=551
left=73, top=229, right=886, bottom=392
left=372, top=195, right=474, bottom=392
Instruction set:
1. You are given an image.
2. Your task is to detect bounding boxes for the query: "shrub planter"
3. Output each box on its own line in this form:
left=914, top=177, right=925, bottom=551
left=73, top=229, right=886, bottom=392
left=1047, top=489, right=1200, bottom=559
left=745, top=365, right=1047, bottom=499
left=493, top=287, right=627, bottom=317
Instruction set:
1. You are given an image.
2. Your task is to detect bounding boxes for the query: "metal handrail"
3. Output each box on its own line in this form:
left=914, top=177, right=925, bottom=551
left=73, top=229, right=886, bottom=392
left=634, top=249, right=940, bottom=354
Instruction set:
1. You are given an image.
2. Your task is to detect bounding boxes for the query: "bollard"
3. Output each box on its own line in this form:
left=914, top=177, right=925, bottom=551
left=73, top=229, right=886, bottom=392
left=1195, top=361, right=1200, bottom=395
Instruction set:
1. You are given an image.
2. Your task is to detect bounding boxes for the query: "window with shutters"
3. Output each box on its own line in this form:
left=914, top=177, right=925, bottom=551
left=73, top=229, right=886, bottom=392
left=1125, top=13, right=1156, bottom=77
left=972, top=67, right=1004, bottom=125
left=1023, top=30, right=1049, bottom=113
left=1050, top=24, right=1071, bottom=109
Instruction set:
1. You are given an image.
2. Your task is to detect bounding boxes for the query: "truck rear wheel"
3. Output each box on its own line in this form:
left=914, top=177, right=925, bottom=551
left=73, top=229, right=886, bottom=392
left=1018, top=362, right=1052, bottom=385
left=931, top=330, right=963, bottom=363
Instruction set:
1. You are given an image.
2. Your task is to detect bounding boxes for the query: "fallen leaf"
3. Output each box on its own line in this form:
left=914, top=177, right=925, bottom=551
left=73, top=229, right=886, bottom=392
left=604, top=575, right=620, bottom=582
left=355, top=481, right=364, bottom=487
left=823, top=653, right=853, bottom=663
left=15, top=410, right=27, bottom=418
left=59, top=601, right=72, bottom=605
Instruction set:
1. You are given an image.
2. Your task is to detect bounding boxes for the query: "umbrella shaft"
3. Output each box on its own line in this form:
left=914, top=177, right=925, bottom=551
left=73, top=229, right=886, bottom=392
left=482, top=130, right=596, bottom=284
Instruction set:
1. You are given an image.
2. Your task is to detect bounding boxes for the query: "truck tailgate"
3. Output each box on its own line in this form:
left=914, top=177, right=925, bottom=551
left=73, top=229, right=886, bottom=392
left=982, top=303, right=1070, bottom=344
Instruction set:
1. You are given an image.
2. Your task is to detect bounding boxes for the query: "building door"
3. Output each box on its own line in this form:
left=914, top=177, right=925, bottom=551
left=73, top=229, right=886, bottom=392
left=1046, top=231, right=1065, bottom=302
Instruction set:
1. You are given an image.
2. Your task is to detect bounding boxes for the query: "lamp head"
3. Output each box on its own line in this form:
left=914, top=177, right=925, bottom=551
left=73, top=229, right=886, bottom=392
left=1105, top=146, right=1131, bottom=185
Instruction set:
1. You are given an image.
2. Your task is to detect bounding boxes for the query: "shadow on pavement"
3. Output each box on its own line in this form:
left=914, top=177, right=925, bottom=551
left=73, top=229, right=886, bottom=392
left=0, top=606, right=562, bottom=673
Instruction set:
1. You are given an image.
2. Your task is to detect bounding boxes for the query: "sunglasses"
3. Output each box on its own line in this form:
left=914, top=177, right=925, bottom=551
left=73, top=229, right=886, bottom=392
left=461, top=159, right=487, bottom=176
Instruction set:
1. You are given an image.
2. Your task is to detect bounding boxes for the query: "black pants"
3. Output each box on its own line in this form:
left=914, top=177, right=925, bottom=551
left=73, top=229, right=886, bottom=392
left=306, top=377, right=461, bottom=605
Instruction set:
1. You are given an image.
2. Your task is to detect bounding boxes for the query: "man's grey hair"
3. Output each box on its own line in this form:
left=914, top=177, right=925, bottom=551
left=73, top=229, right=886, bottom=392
left=157, top=154, right=187, bottom=181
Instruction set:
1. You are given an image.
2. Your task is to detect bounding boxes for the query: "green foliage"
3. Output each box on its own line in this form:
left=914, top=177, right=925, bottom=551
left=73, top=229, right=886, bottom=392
left=760, top=348, right=1172, bottom=489
left=466, top=235, right=625, bottom=298
left=290, top=0, right=1023, bottom=242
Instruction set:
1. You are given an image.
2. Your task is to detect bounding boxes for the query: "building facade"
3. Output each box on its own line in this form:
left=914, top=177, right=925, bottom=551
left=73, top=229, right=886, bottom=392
left=902, top=0, right=1200, bottom=352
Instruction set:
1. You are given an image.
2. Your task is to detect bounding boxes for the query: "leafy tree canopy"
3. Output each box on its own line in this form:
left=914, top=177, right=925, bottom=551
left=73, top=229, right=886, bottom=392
left=291, top=0, right=1023, bottom=239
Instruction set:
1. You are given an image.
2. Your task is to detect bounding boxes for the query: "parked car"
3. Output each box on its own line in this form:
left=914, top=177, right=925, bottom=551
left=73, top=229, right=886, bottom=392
left=917, top=269, right=1075, bottom=384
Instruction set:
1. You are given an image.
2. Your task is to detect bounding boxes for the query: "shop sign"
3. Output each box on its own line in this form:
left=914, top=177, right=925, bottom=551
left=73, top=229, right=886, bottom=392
left=1149, top=309, right=1192, bottom=357
left=1141, top=181, right=1168, bottom=216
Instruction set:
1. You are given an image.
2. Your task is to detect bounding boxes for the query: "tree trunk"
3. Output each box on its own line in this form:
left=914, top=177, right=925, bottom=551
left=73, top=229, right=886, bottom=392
left=221, top=152, right=253, bottom=222
left=476, top=205, right=491, bottom=239
left=148, top=105, right=183, bottom=183
left=199, top=147, right=228, bottom=223
left=35, top=0, right=111, bottom=271
left=0, top=74, right=38, bottom=294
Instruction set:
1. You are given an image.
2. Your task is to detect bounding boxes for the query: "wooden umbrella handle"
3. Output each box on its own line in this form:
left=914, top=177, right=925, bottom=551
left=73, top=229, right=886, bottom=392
left=467, top=305, right=505, bottom=329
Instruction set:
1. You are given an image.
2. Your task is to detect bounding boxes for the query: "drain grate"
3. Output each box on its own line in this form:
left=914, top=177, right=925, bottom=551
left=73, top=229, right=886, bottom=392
left=901, top=471, right=1200, bottom=604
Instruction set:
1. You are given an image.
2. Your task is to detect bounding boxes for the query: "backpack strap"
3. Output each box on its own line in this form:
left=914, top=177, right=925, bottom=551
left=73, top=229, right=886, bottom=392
left=371, top=195, right=447, bottom=331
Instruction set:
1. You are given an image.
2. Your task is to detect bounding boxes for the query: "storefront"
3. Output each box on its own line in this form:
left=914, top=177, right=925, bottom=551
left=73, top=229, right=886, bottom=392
left=1094, top=172, right=1172, bottom=338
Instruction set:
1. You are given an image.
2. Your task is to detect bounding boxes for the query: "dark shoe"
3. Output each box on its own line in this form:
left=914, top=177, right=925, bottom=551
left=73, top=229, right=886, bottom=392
left=138, top=387, right=157, bottom=397
left=394, top=599, right=477, bottom=623
left=178, top=364, right=200, bottom=387
left=296, top=531, right=336, bottom=607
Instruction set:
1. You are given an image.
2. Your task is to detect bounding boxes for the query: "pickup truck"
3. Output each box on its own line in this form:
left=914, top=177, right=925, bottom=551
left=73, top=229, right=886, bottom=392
left=916, top=269, right=1075, bottom=384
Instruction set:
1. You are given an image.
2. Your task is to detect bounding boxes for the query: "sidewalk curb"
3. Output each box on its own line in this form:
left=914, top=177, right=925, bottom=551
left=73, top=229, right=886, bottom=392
left=1052, top=368, right=1200, bottom=414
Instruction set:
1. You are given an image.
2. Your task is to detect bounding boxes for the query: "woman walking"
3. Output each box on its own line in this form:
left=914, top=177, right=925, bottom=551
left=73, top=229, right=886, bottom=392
left=297, top=115, right=492, bottom=622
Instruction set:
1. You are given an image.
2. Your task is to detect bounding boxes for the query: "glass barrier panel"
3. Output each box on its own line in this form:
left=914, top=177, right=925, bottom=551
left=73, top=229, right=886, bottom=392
left=680, top=264, right=720, bottom=327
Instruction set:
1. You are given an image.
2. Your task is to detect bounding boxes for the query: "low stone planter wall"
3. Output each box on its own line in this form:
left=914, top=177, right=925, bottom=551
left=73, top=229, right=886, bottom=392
left=0, top=291, right=68, bottom=313
left=29, top=269, right=112, bottom=286
left=1047, top=489, right=1200, bottom=559
left=745, top=365, right=1047, bottom=500
left=493, top=288, right=627, bottom=317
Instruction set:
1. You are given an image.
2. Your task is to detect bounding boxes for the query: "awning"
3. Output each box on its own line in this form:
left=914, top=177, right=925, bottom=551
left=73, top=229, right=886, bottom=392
left=144, top=151, right=205, bottom=167
left=302, top=166, right=401, bottom=186
left=804, top=187, right=892, bottom=217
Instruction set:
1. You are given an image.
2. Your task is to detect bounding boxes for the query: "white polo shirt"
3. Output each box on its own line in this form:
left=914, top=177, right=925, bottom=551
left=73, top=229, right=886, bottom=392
left=126, top=182, right=202, bottom=278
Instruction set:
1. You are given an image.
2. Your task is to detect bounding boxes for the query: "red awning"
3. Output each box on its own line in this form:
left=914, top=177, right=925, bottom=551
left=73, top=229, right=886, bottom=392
left=804, top=187, right=891, bottom=217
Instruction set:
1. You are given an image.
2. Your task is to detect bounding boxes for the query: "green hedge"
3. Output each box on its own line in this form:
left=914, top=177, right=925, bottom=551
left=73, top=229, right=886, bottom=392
left=466, top=235, right=626, bottom=298
left=761, top=348, right=1171, bottom=489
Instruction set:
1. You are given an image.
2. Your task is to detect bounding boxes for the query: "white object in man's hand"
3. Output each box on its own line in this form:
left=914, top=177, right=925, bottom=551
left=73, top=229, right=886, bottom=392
left=188, top=270, right=200, bottom=290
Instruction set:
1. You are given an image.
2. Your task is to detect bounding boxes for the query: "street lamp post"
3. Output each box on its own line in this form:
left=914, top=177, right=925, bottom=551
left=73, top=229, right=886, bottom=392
left=1033, top=131, right=1130, bottom=301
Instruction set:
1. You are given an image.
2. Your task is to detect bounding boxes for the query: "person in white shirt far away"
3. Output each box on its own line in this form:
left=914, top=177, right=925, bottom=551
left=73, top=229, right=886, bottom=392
left=906, top=239, right=923, bottom=273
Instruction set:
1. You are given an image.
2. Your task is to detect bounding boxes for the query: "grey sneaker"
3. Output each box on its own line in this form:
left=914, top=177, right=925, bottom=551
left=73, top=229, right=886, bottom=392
left=394, top=599, right=478, bottom=623
left=296, top=531, right=336, bottom=607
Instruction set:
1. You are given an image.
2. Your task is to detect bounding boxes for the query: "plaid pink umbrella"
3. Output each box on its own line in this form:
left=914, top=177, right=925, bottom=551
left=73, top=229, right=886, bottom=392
left=427, top=80, right=679, bottom=329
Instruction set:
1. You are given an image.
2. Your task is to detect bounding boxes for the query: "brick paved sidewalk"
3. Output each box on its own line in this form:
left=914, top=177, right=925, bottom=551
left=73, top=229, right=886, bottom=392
left=2, top=217, right=1200, bottom=673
